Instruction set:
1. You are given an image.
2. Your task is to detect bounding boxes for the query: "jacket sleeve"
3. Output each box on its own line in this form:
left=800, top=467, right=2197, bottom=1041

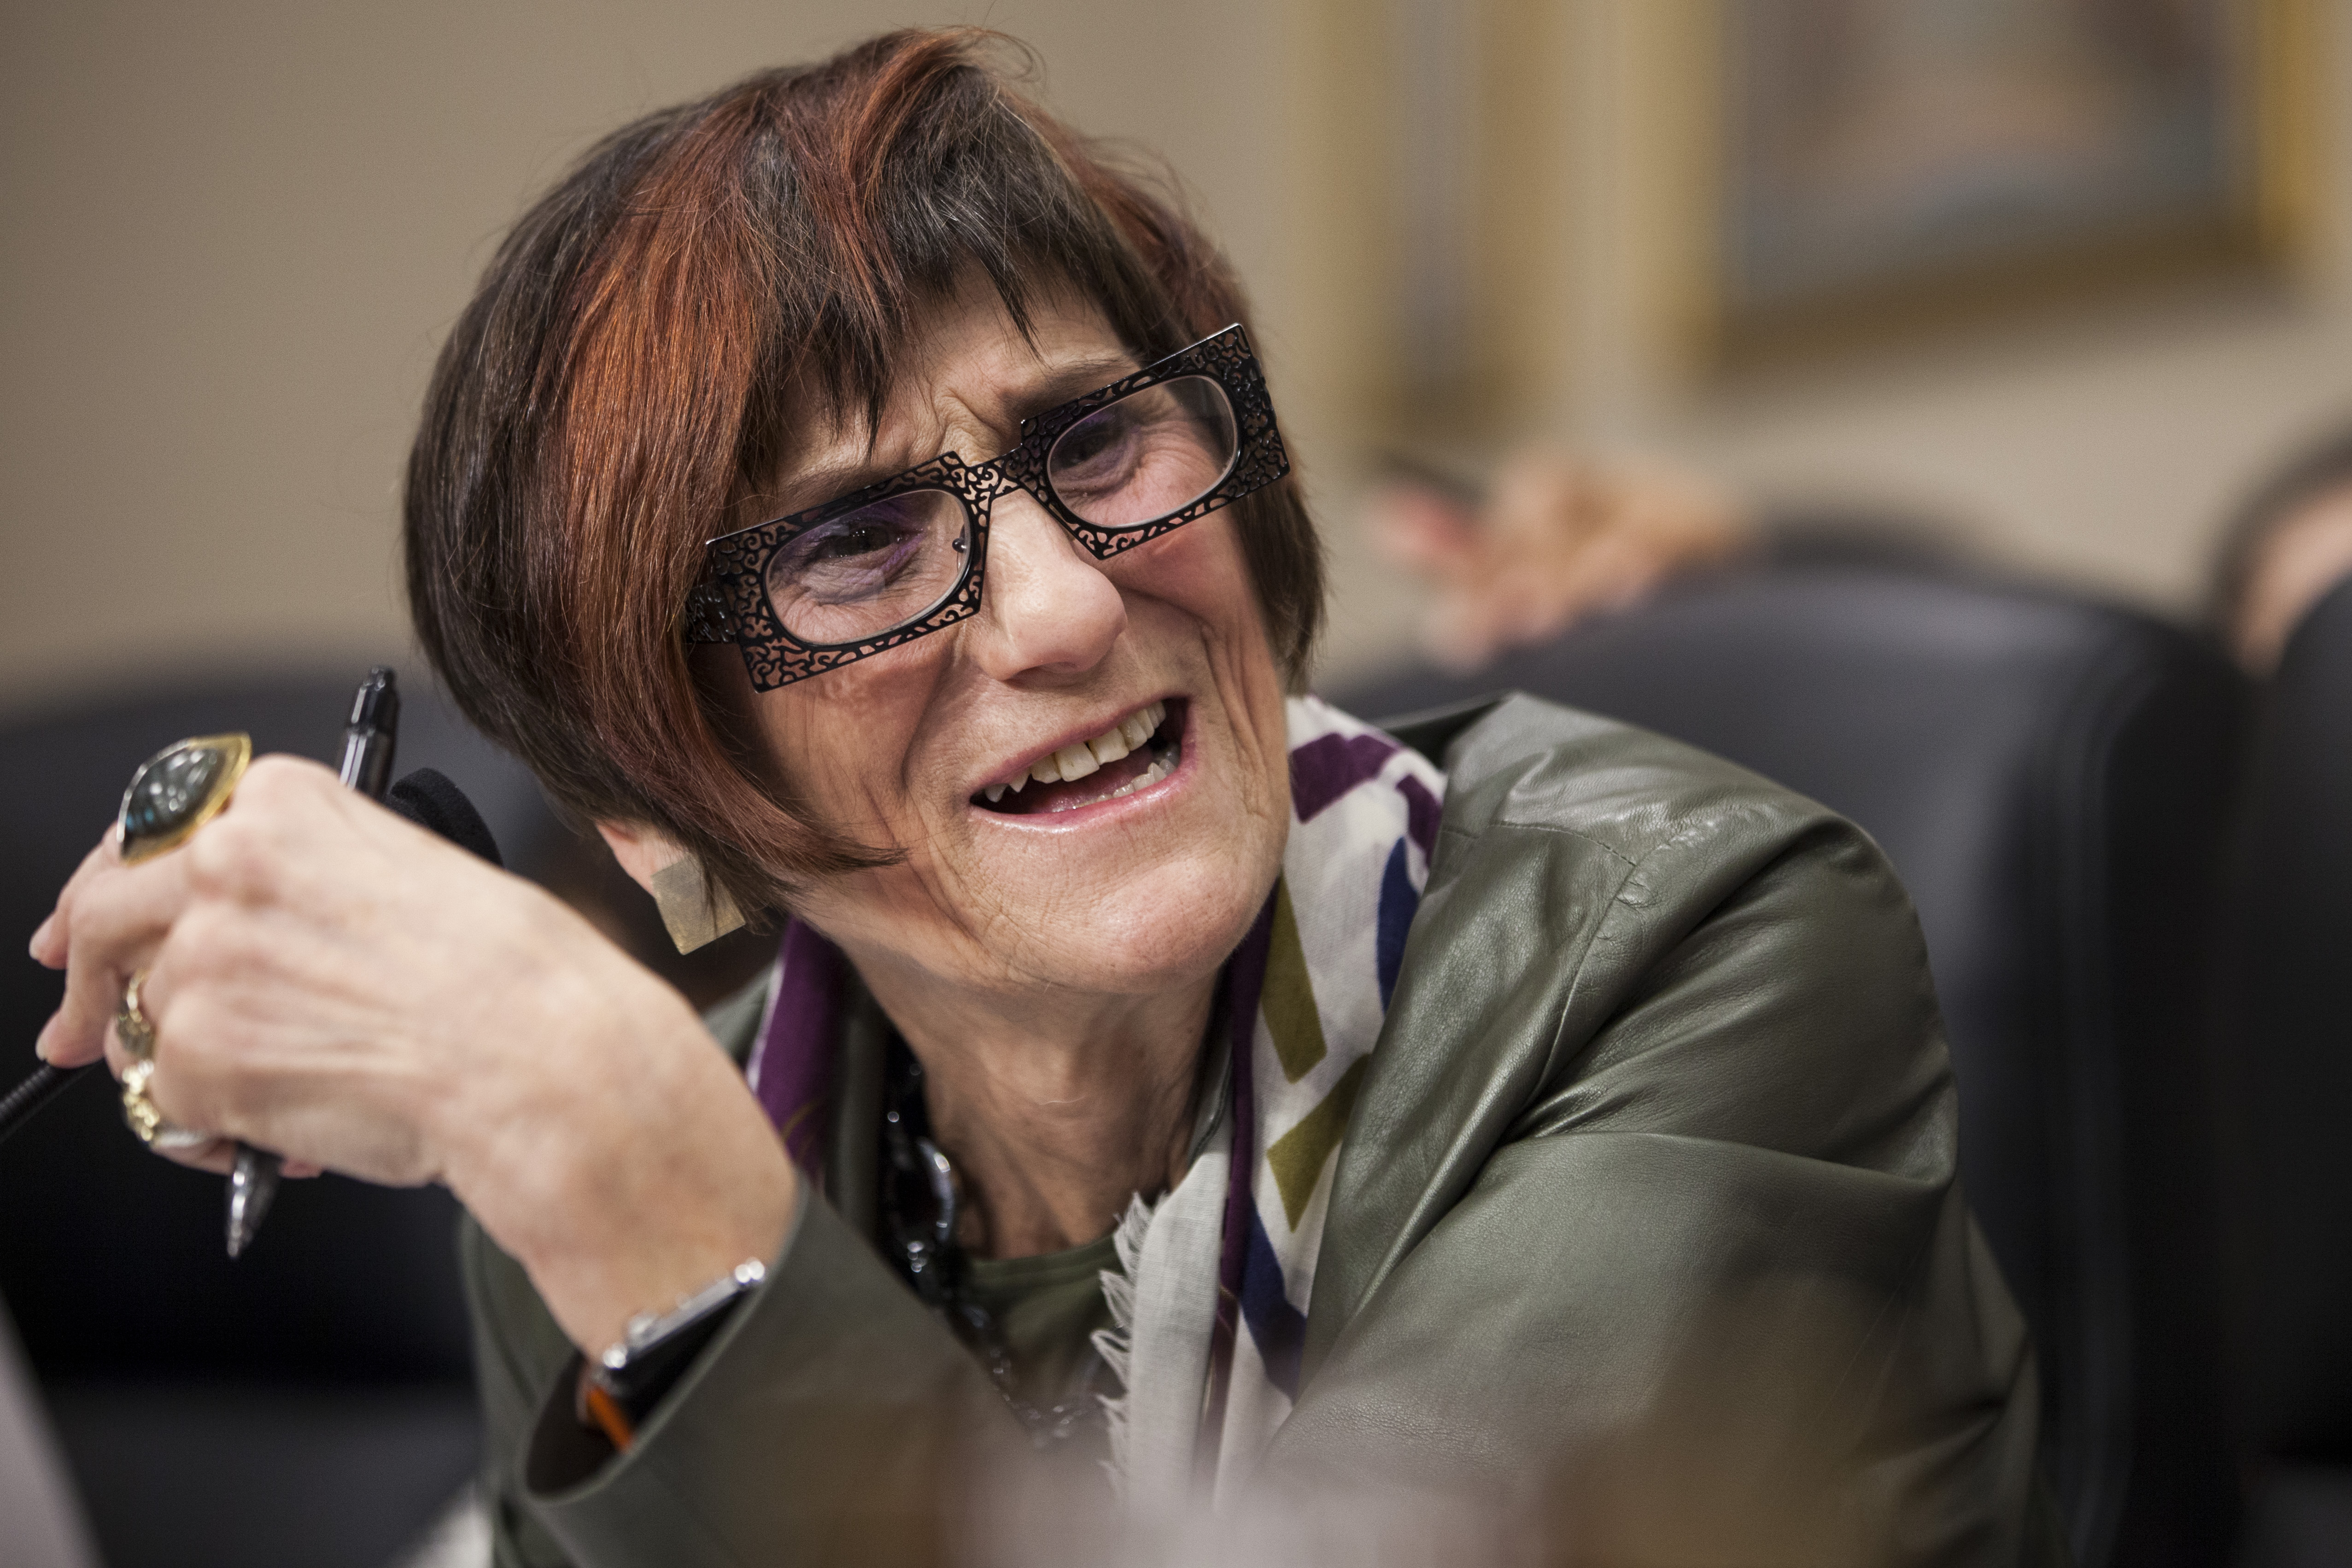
left=1265, top=716, right=2062, bottom=1566
left=463, top=1181, right=1015, bottom=1568
left=460, top=969, right=1019, bottom=1568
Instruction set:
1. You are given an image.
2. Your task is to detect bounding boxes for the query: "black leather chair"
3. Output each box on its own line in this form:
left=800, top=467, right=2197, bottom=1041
left=2213, top=575, right=2352, bottom=1568
left=0, top=672, right=564, bottom=1568
left=1341, top=565, right=2250, bottom=1568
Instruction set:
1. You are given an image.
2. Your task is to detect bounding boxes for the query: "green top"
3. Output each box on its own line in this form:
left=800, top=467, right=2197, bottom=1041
left=461, top=695, right=2069, bottom=1567
left=963, top=1234, right=1118, bottom=1461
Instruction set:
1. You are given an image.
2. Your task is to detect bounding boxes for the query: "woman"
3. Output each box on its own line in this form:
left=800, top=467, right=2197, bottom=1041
left=33, top=31, right=2054, bottom=1566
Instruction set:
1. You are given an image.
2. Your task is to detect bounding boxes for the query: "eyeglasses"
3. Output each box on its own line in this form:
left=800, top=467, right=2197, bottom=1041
left=687, top=324, right=1287, bottom=690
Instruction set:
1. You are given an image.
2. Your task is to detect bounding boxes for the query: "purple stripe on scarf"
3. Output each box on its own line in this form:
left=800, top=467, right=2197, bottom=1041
left=1289, top=731, right=1399, bottom=824
left=1398, top=773, right=1441, bottom=858
left=1376, top=837, right=1417, bottom=1012
left=1197, top=887, right=1277, bottom=1479
left=1239, top=1204, right=1307, bottom=1398
left=751, top=920, right=847, bottom=1173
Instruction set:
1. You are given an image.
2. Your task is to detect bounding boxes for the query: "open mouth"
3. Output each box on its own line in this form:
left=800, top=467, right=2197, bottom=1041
left=971, top=699, right=1184, bottom=816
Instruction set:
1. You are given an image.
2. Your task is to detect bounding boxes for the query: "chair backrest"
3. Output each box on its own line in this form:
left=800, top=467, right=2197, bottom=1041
left=2214, top=574, right=2352, bottom=1473
left=1341, top=566, right=2249, bottom=1568
left=0, top=672, right=563, bottom=1385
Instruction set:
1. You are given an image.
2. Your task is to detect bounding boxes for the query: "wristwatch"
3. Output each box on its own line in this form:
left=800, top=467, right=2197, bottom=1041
left=580, top=1258, right=766, bottom=1447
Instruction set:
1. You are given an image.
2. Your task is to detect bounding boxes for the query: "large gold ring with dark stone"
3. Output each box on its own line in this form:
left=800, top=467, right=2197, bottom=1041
left=116, top=734, right=252, bottom=866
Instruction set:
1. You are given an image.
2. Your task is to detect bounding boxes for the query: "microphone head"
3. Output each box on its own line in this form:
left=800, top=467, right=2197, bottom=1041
left=386, top=768, right=504, bottom=869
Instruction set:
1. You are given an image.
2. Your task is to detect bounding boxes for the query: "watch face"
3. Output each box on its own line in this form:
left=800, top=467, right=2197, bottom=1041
left=117, top=734, right=252, bottom=864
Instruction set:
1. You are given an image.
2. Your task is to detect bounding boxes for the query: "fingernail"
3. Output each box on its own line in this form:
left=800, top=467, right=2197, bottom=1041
left=34, top=1019, right=55, bottom=1063
left=29, top=915, right=53, bottom=955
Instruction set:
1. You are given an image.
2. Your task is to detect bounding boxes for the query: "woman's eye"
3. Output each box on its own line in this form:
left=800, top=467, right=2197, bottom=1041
left=772, top=514, right=929, bottom=603
left=761, top=487, right=967, bottom=638
left=1058, top=421, right=1127, bottom=472
left=807, top=524, right=900, bottom=563
left=1055, top=410, right=1148, bottom=488
left=1045, top=379, right=1233, bottom=529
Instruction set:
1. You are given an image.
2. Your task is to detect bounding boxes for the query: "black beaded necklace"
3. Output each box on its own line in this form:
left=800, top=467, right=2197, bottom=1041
left=878, top=1040, right=1109, bottom=1450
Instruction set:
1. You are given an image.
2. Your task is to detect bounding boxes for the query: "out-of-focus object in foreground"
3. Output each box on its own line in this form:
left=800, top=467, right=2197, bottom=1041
left=0, top=1296, right=98, bottom=1568
left=2211, top=428, right=2352, bottom=676
left=2214, top=571, right=2352, bottom=1567
left=1367, top=448, right=1751, bottom=671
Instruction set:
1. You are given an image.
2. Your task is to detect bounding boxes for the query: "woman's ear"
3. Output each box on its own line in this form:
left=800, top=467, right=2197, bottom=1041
left=596, top=822, right=746, bottom=954
left=596, top=821, right=680, bottom=898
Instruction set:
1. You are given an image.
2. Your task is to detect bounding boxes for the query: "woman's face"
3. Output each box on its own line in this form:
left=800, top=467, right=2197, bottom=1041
left=743, top=287, right=1294, bottom=1009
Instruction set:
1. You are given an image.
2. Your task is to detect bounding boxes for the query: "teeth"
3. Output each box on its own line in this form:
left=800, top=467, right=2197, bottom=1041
left=981, top=700, right=1173, bottom=806
left=1047, top=751, right=1174, bottom=812
left=1127, top=701, right=1166, bottom=749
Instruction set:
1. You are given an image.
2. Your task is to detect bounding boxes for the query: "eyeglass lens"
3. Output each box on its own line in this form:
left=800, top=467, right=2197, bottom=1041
left=1046, top=374, right=1237, bottom=528
left=761, top=374, right=1240, bottom=646
left=764, top=489, right=972, bottom=646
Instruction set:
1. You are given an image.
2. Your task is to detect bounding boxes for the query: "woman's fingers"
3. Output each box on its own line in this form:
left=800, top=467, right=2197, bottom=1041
left=149, top=1133, right=240, bottom=1176
left=37, top=851, right=190, bottom=1069
left=29, top=831, right=127, bottom=970
left=35, top=756, right=322, bottom=1071
left=83, top=965, right=237, bottom=1170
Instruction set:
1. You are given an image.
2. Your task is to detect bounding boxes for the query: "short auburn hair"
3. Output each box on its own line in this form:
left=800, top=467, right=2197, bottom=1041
left=404, top=29, right=1323, bottom=916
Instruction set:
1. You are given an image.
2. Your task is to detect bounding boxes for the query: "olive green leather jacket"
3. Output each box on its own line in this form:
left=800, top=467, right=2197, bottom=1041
left=462, top=695, right=2064, bottom=1566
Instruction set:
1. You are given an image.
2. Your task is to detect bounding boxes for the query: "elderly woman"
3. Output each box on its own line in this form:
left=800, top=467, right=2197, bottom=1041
left=33, top=30, right=2054, bottom=1566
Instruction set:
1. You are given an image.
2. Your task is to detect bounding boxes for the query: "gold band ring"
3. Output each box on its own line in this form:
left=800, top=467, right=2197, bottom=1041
left=119, top=1059, right=209, bottom=1153
left=121, top=1059, right=167, bottom=1145
left=116, top=970, right=157, bottom=1061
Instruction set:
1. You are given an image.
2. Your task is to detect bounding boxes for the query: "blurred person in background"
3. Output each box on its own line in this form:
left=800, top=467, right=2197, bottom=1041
left=2208, top=427, right=2352, bottom=677
left=1367, top=447, right=1977, bottom=673
left=1367, top=451, right=1753, bottom=674
left=1374, top=424, right=2352, bottom=684
left=31, top=30, right=2056, bottom=1566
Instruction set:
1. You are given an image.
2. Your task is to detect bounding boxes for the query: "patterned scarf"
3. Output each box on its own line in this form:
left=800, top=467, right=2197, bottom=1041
left=743, top=696, right=1445, bottom=1507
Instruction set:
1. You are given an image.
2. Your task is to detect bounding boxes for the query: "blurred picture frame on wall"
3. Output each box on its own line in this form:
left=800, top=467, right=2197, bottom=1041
left=1651, top=0, right=2323, bottom=368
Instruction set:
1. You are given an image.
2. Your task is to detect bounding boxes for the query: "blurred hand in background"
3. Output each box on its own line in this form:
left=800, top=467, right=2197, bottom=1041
left=1367, top=448, right=1752, bottom=672
left=2223, top=476, right=2352, bottom=676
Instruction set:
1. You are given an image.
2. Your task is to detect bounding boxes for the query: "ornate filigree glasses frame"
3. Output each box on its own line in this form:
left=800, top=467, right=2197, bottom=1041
left=687, top=324, right=1288, bottom=691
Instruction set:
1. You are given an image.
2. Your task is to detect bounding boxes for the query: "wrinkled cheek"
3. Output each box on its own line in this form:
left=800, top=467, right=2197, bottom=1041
left=789, top=854, right=949, bottom=957
left=1107, top=515, right=1242, bottom=606
left=752, top=658, right=934, bottom=831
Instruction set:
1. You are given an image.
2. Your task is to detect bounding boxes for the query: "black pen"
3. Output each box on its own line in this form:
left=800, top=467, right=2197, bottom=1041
left=225, top=666, right=401, bottom=1258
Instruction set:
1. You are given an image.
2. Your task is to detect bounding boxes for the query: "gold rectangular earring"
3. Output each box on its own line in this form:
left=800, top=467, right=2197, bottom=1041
left=649, top=856, right=747, bottom=954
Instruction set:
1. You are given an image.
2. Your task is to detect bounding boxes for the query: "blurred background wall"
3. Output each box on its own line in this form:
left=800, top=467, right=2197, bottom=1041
left=3, top=0, right=2343, bottom=711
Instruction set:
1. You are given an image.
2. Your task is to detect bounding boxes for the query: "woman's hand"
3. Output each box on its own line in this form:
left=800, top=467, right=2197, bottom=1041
left=29, top=755, right=795, bottom=1355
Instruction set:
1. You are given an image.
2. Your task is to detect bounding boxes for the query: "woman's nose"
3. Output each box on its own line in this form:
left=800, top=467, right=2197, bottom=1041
left=965, top=491, right=1126, bottom=683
